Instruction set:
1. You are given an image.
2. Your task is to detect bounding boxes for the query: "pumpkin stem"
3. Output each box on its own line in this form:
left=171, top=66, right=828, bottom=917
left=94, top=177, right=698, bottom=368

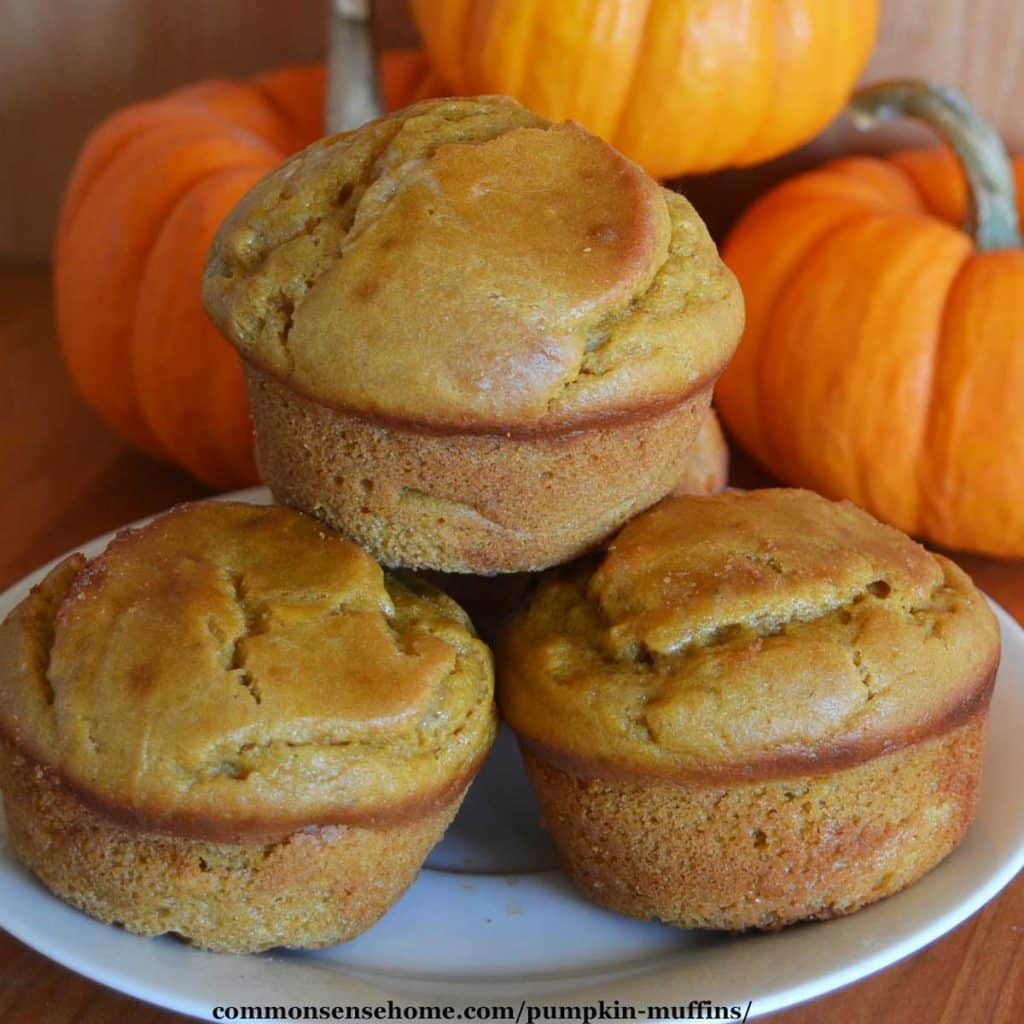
left=851, top=79, right=1021, bottom=251
left=326, top=0, right=384, bottom=133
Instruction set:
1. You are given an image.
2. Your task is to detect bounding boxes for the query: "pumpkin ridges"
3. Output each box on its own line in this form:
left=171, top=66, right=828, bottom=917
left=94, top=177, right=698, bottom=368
left=410, top=0, right=475, bottom=90
left=59, top=82, right=277, bottom=236
left=755, top=212, right=972, bottom=531
left=717, top=159, right=927, bottom=464
left=736, top=1, right=877, bottom=167
left=58, top=100, right=199, bottom=237
left=379, top=51, right=447, bottom=112
left=164, top=79, right=245, bottom=106
left=61, top=98, right=284, bottom=248
left=749, top=209, right=881, bottom=493
left=518, top=0, right=650, bottom=140
left=717, top=198, right=864, bottom=467
left=613, top=0, right=777, bottom=176
left=169, top=80, right=298, bottom=154
left=891, top=147, right=967, bottom=226
left=132, top=164, right=268, bottom=488
left=252, top=64, right=327, bottom=150
left=729, top=0, right=802, bottom=165
left=56, top=65, right=331, bottom=488
left=724, top=0, right=786, bottom=166
left=410, top=0, right=876, bottom=178
left=853, top=82, right=1022, bottom=252
left=465, top=0, right=539, bottom=99
left=724, top=0, right=813, bottom=169
left=922, top=252, right=1024, bottom=554
left=56, top=123, right=277, bottom=454
left=567, top=0, right=653, bottom=140
left=822, top=156, right=930, bottom=210
left=722, top=81, right=1024, bottom=556
left=892, top=147, right=1024, bottom=229
left=601, top=0, right=657, bottom=146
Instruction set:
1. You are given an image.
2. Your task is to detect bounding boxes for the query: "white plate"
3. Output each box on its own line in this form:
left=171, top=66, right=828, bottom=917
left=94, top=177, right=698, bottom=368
left=2, top=488, right=1023, bottom=1021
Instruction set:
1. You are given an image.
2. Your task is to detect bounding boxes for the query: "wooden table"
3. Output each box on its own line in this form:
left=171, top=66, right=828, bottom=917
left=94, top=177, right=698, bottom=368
left=0, top=268, right=1021, bottom=1021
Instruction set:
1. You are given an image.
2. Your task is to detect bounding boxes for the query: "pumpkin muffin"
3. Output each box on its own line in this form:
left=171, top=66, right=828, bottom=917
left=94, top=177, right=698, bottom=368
left=420, top=409, right=729, bottom=647
left=499, top=489, right=1000, bottom=931
left=203, top=95, right=743, bottom=573
left=0, top=502, right=496, bottom=953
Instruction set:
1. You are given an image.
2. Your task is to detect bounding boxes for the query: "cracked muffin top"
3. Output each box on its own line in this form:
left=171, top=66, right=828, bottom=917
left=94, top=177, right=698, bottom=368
left=499, top=489, right=999, bottom=780
left=0, top=502, right=495, bottom=842
left=202, top=96, right=743, bottom=433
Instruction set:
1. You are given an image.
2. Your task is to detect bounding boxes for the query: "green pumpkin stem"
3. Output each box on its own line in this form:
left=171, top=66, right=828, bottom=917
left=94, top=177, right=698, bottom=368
left=851, top=79, right=1021, bottom=251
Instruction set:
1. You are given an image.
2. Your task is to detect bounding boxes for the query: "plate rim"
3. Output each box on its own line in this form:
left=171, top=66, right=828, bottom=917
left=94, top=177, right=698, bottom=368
left=1, top=489, right=1022, bottom=1021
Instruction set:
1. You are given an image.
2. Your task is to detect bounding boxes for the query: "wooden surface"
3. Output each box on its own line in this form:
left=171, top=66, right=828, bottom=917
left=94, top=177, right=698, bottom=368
left=1, top=268, right=1023, bottom=1018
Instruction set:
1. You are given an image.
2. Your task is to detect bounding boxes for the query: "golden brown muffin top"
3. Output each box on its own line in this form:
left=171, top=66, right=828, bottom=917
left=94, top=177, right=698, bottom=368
left=499, top=490, right=999, bottom=781
left=203, top=96, right=742, bottom=434
left=0, top=503, right=495, bottom=842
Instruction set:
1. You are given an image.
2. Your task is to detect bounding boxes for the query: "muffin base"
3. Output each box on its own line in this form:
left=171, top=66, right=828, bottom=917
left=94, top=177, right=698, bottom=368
left=1, top=741, right=464, bottom=954
left=521, top=714, right=987, bottom=931
left=669, top=408, right=728, bottom=497
left=246, top=365, right=713, bottom=573
left=409, top=411, right=728, bottom=645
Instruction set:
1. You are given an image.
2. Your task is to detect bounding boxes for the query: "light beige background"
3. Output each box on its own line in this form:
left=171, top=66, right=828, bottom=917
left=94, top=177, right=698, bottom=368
left=0, top=0, right=328, bottom=264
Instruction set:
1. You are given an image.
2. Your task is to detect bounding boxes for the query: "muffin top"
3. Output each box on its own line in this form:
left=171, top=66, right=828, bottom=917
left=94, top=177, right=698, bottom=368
left=203, top=96, right=742, bottom=434
left=0, top=503, right=495, bottom=842
left=499, top=490, right=999, bottom=781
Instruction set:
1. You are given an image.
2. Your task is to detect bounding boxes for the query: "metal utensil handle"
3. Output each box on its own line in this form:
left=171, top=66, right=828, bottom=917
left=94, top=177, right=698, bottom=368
left=326, top=0, right=384, bottom=133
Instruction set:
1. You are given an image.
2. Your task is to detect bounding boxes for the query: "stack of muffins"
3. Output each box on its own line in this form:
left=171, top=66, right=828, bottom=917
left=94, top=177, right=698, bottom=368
left=0, top=97, right=1000, bottom=954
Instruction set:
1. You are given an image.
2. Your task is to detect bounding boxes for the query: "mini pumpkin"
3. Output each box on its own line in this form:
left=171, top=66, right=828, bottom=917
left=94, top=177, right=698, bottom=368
left=55, top=57, right=442, bottom=488
left=716, top=80, right=1024, bottom=557
left=410, top=0, right=878, bottom=178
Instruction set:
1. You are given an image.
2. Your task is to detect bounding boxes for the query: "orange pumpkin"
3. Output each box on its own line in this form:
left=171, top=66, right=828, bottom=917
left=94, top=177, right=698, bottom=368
left=378, top=49, right=447, bottom=112
left=716, top=80, right=1024, bottom=557
left=409, top=0, right=878, bottom=178
left=55, top=56, right=443, bottom=488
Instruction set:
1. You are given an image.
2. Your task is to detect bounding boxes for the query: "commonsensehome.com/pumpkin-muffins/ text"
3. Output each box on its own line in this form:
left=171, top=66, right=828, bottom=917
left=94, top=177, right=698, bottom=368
left=210, top=999, right=753, bottom=1022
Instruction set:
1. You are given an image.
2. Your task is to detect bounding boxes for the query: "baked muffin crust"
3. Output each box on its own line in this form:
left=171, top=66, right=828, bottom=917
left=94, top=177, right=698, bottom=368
left=500, top=489, right=999, bottom=780
left=0, top=502, right=496, bottom=843
left=521, top=715, right=984, bottom=932
left=203, top=96, right=742, bottom=433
